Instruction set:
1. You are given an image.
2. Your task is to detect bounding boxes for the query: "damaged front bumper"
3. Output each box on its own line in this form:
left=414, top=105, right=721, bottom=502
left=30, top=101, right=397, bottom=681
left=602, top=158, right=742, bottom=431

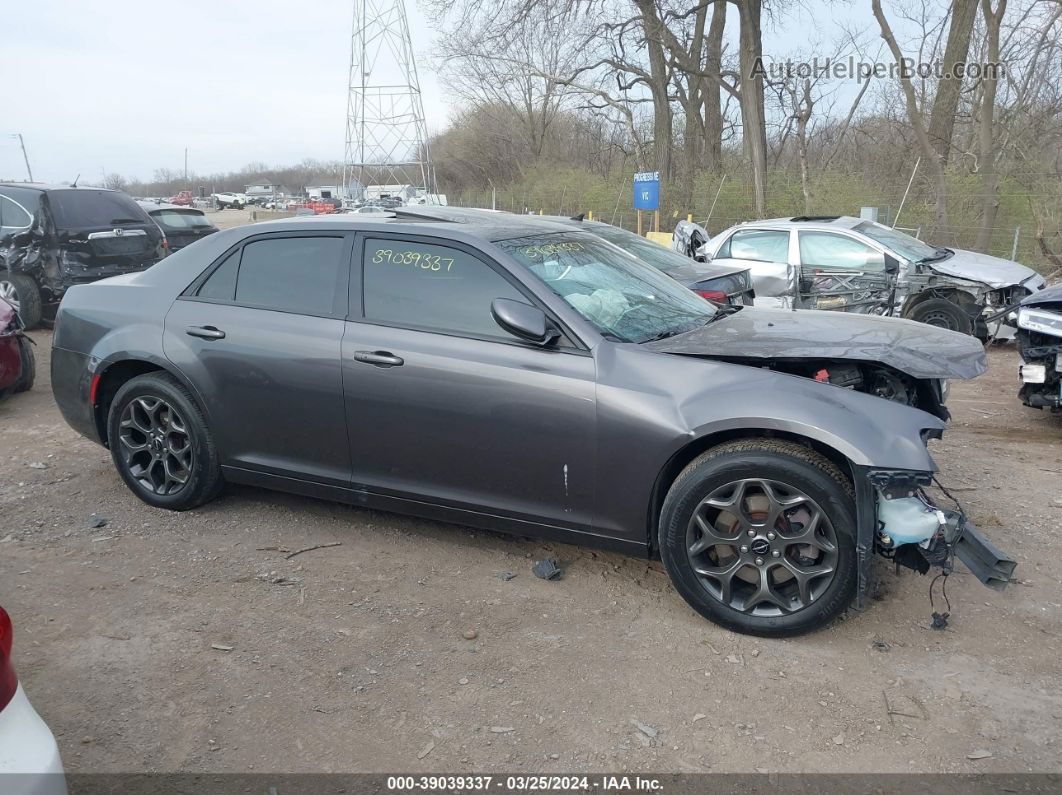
left=852, top=468, right=1016, bottom=606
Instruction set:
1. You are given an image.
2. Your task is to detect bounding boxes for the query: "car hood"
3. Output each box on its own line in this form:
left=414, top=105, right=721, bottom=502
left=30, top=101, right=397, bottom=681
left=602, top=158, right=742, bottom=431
left=925, top=248, right=1044, bottom=289
left=644, top=307, right=987, bottom=380
left=1020, top=282, right=1062, bottom=309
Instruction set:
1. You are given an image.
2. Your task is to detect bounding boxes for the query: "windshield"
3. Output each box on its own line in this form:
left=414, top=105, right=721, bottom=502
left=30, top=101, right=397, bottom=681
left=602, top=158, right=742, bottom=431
left=589, top=224, right=694, bottom=272
left=854, top=221, right=939, bottom=261
left=498, top=232, right=717, bottom=343
left=153, top=209, right=213, bottom=229
left=49, top=190, right=150, bottom=228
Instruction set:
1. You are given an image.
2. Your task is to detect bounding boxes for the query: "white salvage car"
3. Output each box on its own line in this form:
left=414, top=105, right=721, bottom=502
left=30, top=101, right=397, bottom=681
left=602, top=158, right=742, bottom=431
left=694, top=215, right=1046, bottom=340
left=211, top=192, right=248, bottom=210
left=0, top=605, right=66, bottom=795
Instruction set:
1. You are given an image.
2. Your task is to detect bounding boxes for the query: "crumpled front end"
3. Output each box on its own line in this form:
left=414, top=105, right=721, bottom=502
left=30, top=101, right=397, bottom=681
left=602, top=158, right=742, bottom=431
left=1016, top=299, right=1062, bottom=411
left=852, top=468, right=1016, bottom=607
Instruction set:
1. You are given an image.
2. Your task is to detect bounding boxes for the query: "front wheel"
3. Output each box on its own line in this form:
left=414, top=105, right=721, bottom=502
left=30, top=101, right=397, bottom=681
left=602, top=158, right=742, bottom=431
left=107, top=372, right=223, bottom=510
left=659, top=439, right=857, bottom=637
left=905, top=297, right=974, bottom=336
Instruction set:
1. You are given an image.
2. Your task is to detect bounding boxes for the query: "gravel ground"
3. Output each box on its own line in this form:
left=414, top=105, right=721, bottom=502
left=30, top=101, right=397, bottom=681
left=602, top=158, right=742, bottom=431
left=1, top=334, right=1060, bottom=774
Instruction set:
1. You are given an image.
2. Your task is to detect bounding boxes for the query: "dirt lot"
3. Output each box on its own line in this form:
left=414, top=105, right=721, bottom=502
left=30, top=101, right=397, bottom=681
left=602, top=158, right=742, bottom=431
left=1, top=334, right=1060, bottom=775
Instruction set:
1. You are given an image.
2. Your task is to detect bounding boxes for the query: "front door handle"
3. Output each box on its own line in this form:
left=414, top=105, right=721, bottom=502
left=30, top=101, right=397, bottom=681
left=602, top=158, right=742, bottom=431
left=353, top=350, right=404, bottom=368
left=186, top=325, right=226, bottom=340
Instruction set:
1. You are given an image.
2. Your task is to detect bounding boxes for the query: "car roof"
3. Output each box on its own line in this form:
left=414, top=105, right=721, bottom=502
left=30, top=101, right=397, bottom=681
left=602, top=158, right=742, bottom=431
left=250, top=213, right=580, bottom=243
left=0, top=183, right=122, bottom=194
left=138, top=200, right=202, bottom=213
left=728, top=215, right=866, bottom=232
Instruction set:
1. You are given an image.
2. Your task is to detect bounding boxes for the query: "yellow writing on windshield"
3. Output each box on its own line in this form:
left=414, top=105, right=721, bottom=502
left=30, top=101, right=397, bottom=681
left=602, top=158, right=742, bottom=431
left=371, top=248, right=455, bottom=272
left=519, top=241, right=586, bottom=259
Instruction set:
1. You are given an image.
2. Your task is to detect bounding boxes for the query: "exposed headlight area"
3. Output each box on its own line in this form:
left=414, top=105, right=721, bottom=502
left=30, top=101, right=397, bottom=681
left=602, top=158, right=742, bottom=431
left=1017, top=307, right=1062, bottom=339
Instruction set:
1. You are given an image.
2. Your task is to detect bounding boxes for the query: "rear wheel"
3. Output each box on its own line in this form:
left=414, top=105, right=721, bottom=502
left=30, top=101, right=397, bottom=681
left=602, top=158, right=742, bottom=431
left=905, top=297, right=973, bottom=335
left=0, top=273, right=43, bottom=329
left=107, top=372, right=223, bottom=510
left=659, top=439, right=857, bottom=637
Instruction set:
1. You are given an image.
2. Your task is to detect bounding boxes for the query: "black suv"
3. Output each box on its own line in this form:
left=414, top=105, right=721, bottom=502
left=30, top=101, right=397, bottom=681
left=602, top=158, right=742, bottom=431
left=0, top=184, right=166, bottom=328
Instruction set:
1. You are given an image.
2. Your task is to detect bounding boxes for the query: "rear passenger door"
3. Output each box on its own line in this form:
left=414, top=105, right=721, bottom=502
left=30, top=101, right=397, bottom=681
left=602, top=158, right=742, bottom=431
left=341, top=233, right=597, bottom=531
left=164, top=232, right=353, bottom=489
left=710, top=228, right=796, bottom=307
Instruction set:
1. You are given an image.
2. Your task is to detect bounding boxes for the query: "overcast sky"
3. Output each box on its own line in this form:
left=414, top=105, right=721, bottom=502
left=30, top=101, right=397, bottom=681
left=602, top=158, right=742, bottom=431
left=1, top=0, right=882, bottom=184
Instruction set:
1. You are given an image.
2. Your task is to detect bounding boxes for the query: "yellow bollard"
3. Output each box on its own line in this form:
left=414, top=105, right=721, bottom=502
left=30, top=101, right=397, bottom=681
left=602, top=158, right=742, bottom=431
left=687, top=213, right=693, bottom=223
left=588, top=210, right=594, bottom=221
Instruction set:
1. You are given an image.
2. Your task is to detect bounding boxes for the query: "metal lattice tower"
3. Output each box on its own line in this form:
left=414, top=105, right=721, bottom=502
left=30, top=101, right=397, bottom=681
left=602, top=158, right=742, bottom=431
left=342, top=0, right=436, bottom=201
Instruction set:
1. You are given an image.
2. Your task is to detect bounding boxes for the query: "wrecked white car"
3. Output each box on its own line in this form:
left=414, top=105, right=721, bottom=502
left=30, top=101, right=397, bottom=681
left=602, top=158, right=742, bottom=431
left=687, top=216, right=1046, bottom=340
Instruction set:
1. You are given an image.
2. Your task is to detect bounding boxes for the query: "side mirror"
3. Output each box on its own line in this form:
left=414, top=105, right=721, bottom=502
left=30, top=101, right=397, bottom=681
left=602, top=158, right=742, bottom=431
left=491, top=298, right=559, bottom=346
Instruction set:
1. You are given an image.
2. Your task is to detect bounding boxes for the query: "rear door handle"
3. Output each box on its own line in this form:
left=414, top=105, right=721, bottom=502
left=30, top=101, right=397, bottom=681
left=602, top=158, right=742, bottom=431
left=186, top=325, right=226, bottom=340
left=353, top=350, right=404, bottom=368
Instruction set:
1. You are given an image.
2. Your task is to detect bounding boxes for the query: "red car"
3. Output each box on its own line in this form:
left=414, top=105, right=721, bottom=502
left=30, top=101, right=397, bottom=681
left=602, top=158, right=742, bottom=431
left=166, top=190, right=194, bottom=206
left=0, top=296, right=34, bottom=398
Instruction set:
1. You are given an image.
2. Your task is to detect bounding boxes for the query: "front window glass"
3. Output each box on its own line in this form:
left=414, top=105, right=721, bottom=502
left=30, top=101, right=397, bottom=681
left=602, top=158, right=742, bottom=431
left=723, top=229, right=790, bottom=263
left=854, top=222, right=937, bottom=261
left=363, top=238, right=525, bottom=339
left=498, top=232, right=716, bottom=343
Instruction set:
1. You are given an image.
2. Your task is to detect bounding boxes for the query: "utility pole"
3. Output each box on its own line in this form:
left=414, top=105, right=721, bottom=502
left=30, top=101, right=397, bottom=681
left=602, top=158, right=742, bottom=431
left=184, top=148, right=188, bottom=183
left=6, top=134, right=34, bottom=182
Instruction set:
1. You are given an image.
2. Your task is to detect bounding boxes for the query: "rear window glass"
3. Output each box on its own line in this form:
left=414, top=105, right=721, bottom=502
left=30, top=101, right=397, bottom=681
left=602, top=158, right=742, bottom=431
left=0, top=195, right=32, bottom=234
left=235, top=236, right=344, bottom=316
left=49, top=190, right=150, bottom=228
left=153, top=210, right=213, bottom=229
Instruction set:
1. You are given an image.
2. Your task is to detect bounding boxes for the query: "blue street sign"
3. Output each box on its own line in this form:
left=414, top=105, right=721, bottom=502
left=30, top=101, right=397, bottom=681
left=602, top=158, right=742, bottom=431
left=633, top=171, right=660, bottom=210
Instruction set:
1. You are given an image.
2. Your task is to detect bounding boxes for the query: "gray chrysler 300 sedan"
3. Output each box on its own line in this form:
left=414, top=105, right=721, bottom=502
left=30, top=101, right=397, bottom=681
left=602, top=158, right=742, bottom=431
left=50, top=215, right=1013, bottom=636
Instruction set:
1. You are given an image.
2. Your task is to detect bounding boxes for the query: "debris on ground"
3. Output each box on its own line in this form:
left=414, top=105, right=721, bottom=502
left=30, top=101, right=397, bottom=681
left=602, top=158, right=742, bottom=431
left=86, top=514, right=108, bottom=529
left=631, top=719, right=658, bottom=739
left=210, top=643, right=234, bottom=652
left=462, top=629, right=478, bottom=640
left=967, top=750, right=993, bottom=760
left=496, top=571, right=517, bottom=581
left=417, top=740, right=435, bottom=760
left=532, top=558, right=562, bottom=580
left=28, top=461, right=48, bottom=469
left=285, top=541, right=342, bottom=559
left=931, top=611, right=950, bottom=630
left=691, top=714, right=707, bottom=723
left=872, top=639, right=891, bottom=652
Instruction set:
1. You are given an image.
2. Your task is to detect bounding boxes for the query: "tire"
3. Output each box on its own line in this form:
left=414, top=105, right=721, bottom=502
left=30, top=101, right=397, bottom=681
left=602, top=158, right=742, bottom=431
left=658, top=439, right=857, bottom=637
left=12, top=335, right=35, bottom=393
left=905, top=297, right=973, bottom=336
left=0, top=273, right=43, bottom=329
left=107, top=372, right=223, bottom=510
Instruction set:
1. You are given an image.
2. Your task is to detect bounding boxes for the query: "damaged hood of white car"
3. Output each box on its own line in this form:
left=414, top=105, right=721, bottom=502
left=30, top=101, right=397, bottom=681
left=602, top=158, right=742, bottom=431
left=644, top=307, right=987, bottom=380
left=926, top=248, right=1045, bottom=290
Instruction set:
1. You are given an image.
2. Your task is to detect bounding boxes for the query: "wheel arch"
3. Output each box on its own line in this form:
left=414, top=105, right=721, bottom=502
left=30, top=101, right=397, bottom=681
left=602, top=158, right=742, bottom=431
left=92, top=356, right=208, bottom=447
left=901, top=286, right=982, bottom=315
left=645, top=428, right=857, bottom=555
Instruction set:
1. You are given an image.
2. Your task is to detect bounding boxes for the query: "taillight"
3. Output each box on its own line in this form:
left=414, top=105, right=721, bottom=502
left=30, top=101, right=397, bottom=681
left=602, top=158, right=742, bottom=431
left=0, top=606, right=16, bottom=711
left=695, top=289, right=728, bottom=304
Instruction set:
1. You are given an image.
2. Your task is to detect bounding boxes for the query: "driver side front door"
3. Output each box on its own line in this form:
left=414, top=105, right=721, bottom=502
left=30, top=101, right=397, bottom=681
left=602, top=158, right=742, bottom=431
left=341, top=233, right=598, bottom=535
